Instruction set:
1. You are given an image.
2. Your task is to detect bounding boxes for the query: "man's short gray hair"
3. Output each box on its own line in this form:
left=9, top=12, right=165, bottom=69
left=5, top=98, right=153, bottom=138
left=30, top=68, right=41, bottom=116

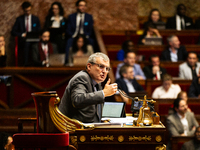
left=167, top=35, right=177, bottom=43
left=87, top=52, right=110, bottom=63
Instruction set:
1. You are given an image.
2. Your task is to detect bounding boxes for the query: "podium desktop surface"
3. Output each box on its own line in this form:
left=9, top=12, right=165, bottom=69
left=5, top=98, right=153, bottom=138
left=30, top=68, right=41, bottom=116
left=76, top=119, right=166, bottom=150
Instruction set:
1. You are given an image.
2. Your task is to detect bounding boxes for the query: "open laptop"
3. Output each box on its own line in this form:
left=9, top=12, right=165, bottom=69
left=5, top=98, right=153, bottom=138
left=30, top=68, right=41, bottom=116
left=154, top=22, right=166, bottom=30
left=102, top=102, right=126, bottom=118
left=48, top=54, right=65, bottom=66
left=144, top=37, right=162, bottom=45
left=26, top=32, right=40, bottom=42
left=73, top=55, right=89, bottom=66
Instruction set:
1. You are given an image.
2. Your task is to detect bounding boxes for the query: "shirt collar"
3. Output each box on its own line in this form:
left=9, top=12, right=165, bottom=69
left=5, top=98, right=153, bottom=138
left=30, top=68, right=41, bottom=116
left=50, top=16, right=63, bottom=21
left=169, top=48, right=178, bottom=53
left=187, top=62, right=197, bottom=69
left=177, top=112, right=186, bottom=119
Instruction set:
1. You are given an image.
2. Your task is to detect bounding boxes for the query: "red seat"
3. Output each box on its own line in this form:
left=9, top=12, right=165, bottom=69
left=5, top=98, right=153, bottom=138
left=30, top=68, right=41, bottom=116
left=13, top=133, right=69, bottom=149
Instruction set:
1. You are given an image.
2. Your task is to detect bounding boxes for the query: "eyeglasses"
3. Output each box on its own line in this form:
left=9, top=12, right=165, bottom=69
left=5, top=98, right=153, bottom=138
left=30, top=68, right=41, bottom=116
left=90, top=62, right=111, bottom=72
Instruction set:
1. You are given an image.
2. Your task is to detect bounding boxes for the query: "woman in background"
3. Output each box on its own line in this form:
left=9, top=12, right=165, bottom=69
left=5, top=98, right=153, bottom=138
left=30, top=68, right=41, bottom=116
left=143, top=8, right=165, bottom=29
left=44, top=2, right=67, bottom=53
left=117, top=40, right=134, bottom=61
left=67, top=34, right=93, bottom=66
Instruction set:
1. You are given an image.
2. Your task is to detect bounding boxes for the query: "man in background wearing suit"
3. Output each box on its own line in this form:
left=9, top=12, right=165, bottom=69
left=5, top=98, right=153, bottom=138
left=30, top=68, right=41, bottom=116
left=59, top=53, right=118, bottom=123
left=161, top=35, right=188, bottom=62
left=11, top=1, right=41, bottom=66
left=166, top=98, right=198, bottom=150
left=166, top=3, right=194, bottom=30
left=179, top=52, right=200, bottom=80
left=65, top=0, right=94, bottom=63
left=31, top=29, right=58, bottom=67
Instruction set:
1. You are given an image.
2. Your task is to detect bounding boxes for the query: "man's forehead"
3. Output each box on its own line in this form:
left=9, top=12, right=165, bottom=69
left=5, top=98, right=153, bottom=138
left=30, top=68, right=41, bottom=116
left=96, top=57, right=109, bottom=66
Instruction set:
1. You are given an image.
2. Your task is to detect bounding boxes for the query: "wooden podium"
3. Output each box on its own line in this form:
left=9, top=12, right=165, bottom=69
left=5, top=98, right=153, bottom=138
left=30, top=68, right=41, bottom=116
left=75, top=123, right=166, bottom=150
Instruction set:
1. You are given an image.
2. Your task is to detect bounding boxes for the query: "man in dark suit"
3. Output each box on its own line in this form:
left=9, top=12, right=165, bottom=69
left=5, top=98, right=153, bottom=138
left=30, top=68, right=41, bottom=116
left=166, top=98, right=199, bottom=150
left=143, top=54, right=167, bottom=79
left=59, top=53, right=118, bottom=123
left=161, top=35, right=187, bottom=61
left=65, top=0, right=94, bottom=63
left=166, top=3, right=194, bottom=30
left=31, top=29, right=58, bottom=67
left=188, top=72, right=200, bottom=98
left=11, top=1, right=41, bottom=66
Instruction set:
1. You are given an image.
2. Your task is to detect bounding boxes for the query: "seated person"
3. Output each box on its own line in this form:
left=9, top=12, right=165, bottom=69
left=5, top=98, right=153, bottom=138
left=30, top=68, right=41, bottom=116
left=179, top=52, right=200, bottom=80
left=44, top=2, right=67, bottom=53
left=116, top=64, right=144, bottom=103
left=138, top=22, right=162, bottom=45
left=143, top=8, right=165, bottom=29
left=161, top=35, right=188, bottom=62
left=166, top=3, right=194, bottom=30
left=67, top=34, right=93, bottom=66
left=31, top=29, right=58, bottom=67
left=117, top=40, right=134, bottom=61
left=11, top=1, right=41, bottom=66
left=115, top=51, right=146, bottom=80
left=0, top=35, right=6, bottom=67
left=177, top=91, right=191, bottom=112
left=167, top=98, right=198, bottom=150
left=152, top=74, right=181, bottom=99
left=143, top=54, right=167, bottom=79
left=188, top=71, right=200, bottom=98
left=181, top=126, right=200, bottom=150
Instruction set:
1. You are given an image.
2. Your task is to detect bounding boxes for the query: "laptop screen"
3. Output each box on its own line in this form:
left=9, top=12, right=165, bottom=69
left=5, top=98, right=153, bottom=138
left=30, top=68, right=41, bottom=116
left=102, top=102, right=126, bottom=118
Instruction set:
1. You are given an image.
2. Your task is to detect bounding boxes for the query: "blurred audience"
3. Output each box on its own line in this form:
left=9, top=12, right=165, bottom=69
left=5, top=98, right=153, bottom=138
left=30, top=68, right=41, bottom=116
left=152, top=74, right=181, bottom=99
left=44, top=2, right=67, bottom=53
left=31, top=29, right=58, bottom=67
left=117, top=40, right=134, bottom=61
left=161, top=35, right=187, bottom=62
left=0, top=35, right=6, bottom=67
left=179, top=52, right=200, bottom=80
left=166, top=3, right=194, bottom=30
left=143, top=8, right=165, bottom=29
left=67, top=34, right=93, bottom=66
left=188, top=71, right=200, bottom=98
left=181, top=126, right=200, bottom=150
left=65, top=0, right=94, bottom=63
left=115, top=51, right=146, bottom=80
left=138, top=22, right=162, bottom=45
left=166, top=98, right=198, bottom=150
left=143, top=54, right=166, bottom=79
left=11, top=1, right=41, bottom=66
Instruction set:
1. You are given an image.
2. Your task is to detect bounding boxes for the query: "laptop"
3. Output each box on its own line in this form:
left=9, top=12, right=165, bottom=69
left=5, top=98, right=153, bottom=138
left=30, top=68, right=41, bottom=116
left=73, top=55, right=89, bottom=66
left=26, top=32, right=40, bottom=42
left=48, top=54, right=65, bottom=66
left=144, top=37, right=162, bottom=45
left=154, top=21, right=166, bottom=30
left=102, top=102, right=126, bottom=118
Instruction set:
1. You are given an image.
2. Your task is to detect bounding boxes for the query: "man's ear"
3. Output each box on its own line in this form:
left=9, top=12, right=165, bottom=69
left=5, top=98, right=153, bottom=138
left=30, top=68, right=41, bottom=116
left=87, top=63, right=91, bottom=71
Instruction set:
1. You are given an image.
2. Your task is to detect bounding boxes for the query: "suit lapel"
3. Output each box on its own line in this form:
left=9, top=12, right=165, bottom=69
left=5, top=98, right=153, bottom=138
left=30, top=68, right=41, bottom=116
left=174, top=114, right=184, bottom=133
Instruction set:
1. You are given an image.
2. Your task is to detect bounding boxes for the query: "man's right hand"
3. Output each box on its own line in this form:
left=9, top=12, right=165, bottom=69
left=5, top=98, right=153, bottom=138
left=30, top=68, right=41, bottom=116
left=103, top=78, right=118, bottom=97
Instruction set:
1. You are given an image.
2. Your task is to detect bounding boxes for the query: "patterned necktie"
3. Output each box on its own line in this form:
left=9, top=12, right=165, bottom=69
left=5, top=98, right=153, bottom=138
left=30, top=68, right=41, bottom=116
left=95, top=84, right=102, bottom=122
left=78, top=15, right=83, bottom=34
left=44, top=48, right=48, bottom=59
left=26, top=16, right=29, bottom=32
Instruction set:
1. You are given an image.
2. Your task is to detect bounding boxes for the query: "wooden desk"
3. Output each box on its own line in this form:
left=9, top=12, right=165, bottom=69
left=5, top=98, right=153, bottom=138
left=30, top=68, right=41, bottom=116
left=75, top=123, right=166, bottom=150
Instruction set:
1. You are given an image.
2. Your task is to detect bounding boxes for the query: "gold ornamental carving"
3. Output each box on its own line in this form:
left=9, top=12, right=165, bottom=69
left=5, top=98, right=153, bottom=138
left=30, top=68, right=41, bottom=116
left=118, top=135, right=124, bottom=142
left=155, top=135, right=162, bottom=143
left=80, top=135, right=86, bottom=143
left=129, top=135, right=151, bottom=142
left=155, top=144, right=166, bottom=150
left=91, top=135, right=114, bottom=141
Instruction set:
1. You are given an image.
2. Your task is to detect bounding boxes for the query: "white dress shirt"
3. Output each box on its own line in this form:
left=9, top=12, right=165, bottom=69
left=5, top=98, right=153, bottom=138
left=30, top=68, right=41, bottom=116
left=51, top=16, right=63, bottom=28
left=123, top=78, right=135, bottom=92
left=152, top=84, right=181, bottom=99
left=25, top=14, right=32, bottom=32
left=176, top=15, right=185, bottom=30
left=72, top=13, right=85, bottom=38
left=169, top=48, right=178, bottom=62
left=177, top=112, right=189, bottom=135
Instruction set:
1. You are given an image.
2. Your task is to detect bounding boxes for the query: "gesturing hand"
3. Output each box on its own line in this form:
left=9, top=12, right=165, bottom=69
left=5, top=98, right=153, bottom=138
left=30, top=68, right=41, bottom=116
left=103, top=78, right=118, bottom=97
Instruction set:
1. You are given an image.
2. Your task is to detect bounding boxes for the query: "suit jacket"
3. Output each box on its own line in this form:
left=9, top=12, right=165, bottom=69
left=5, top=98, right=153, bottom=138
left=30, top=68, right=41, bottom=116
left=11, top=15, right=41, bottom=37
left=166, top=15, right=194, bottom=29
left=179, top=62, right=200, bottom=79
left=143, top=65, right=167, bottom=79
left=66, top=13, right=93, bottom=38
left=181, top=139, right=200, bottom=150
left=58, top=70, right=104, bottom=123
left=116, top=78, right=144, bottom=94
left=31, top=42, right=58, bottom=66
left=188, top=77, right=200, bottom=97
left=161, top=45, right=188, bottom=61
